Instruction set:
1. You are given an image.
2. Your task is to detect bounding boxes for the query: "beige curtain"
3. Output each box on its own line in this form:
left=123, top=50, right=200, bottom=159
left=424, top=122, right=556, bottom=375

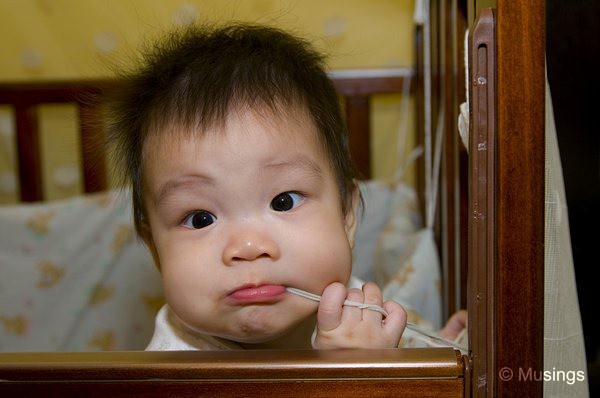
left=544, top=74, right=589, bottom=397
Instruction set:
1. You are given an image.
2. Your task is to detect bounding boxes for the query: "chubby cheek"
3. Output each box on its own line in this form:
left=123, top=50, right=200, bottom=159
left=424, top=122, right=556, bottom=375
left=154, top=238, right=215, bottom=317
left=160, top=264, right=225, bottom=334
left=161, top=261, right=201, bottom=311
left=294, top=225, right=353, bottom=293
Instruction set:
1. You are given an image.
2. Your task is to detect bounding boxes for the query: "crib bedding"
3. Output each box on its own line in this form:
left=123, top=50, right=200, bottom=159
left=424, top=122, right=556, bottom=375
left=354, top=180, right=442, bottom=332
left=0, top=190, right=162, bottom=351
left=0, top=181, right=441, bottom=351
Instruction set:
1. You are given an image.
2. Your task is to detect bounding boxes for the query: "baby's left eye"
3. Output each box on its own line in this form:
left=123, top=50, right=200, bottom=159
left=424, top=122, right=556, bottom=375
left=270, top=192, right=304, bottom=212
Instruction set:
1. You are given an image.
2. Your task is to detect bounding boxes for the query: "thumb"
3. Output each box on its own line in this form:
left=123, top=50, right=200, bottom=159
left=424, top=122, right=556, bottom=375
left=316, top=282, right=346, bottom=332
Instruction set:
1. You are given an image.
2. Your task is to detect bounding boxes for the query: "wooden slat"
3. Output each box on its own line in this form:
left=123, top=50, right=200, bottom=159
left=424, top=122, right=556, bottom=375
left=14, top=105, right=43, bottom=202
left=345, top=95, right=371, bottom=179
left=79, top=101, right=107, bottom=193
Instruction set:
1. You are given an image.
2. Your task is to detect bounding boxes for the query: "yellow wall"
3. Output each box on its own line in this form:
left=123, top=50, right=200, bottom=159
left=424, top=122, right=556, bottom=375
left=0, top=0, right=416, bottom=203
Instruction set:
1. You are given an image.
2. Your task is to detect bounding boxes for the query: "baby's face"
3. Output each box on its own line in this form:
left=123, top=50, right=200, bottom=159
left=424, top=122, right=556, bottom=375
left=141, top=107, right=356, bottom=344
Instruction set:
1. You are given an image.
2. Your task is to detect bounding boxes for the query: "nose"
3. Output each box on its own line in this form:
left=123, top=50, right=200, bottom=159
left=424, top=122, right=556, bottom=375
left=222, top=227, right=281, bottom=265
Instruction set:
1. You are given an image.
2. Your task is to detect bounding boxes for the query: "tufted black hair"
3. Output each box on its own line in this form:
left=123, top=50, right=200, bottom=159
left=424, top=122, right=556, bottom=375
left=105, top=23, right=357, bottom=236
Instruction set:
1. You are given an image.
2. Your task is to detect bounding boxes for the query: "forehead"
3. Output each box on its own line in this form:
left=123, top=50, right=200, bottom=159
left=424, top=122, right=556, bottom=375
left=141, top=104, right=331, bottom=181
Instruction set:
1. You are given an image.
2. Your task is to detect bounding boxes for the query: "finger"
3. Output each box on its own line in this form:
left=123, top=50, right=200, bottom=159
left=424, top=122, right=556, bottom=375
left=439, top=309, right=468, bottom=339
left=342, top=287, right=364, bottom=323
left=381, top=300, right=407, bottom=346
left=317, top=282, right=347, bottom=332
left=456, top=310, right=468, bottom=327
left=361, top=282, right=384, bottom=323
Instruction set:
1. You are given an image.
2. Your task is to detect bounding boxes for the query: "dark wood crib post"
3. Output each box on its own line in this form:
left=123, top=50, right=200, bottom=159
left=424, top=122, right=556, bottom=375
left=345, top=94, right=371, bottom=179
left=14, top=104, right=43, bottom=201
left=79, top=96, right=107, bottom=193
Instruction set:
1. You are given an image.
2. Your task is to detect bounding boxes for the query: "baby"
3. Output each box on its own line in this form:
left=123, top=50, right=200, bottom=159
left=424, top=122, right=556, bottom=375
left=106, top=23, right=408, bottom=350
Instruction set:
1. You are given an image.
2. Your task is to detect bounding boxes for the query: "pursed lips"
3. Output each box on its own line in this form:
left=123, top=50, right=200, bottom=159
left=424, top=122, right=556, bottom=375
left=226, top=284, right=287, bottom=303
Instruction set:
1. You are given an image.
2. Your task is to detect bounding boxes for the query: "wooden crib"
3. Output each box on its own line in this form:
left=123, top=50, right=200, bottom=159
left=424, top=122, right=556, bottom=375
left=0, top=72, right=405, bottom=202
left=0, top=0, right=545, bottom=396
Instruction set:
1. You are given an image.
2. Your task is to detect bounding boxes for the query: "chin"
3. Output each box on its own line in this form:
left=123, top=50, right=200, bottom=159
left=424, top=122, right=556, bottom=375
left=234, top=318, right=291, bottom=342
left=229, top=307, right=311, bottom=344
left=230, top=332, right=283, bottom=345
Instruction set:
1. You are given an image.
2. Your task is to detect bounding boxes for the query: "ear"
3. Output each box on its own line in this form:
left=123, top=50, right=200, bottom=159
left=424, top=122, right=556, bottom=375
left=139, top=220, right=162, bottom=272
left=344, top=181, right=361, bottom=249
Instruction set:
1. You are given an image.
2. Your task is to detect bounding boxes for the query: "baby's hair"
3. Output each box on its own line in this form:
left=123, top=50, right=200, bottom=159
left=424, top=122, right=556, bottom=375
left=105, top=23, right=357, bottom=236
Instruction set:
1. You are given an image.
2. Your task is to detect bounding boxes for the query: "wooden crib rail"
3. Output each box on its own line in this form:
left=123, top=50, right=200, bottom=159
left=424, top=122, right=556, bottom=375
left=0, top=70, right=412, bottom=202
left=0, top=348, right=465, bottom=397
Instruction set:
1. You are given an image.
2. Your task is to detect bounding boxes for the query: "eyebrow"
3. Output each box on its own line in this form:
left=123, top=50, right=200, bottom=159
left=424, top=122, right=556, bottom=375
left=262, top=156, right=323, bottom=179
left=154, top=156, right=323, bottom=206
left=154, top=175, right=214, bottom=206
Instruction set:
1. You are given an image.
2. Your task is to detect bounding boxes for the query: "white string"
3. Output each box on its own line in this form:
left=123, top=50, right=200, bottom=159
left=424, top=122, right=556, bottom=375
left=286, top=287, right=389, bottom=316
left=394, top=146, right=423, bottom=185
left=286, top=286, right=467, bottom=352
left=392, top=74, right=424, bottom=186
left=427, top=106, right=445, bottom=228
left=422, top=0, right=432, bottom=229
left=393, top=75, right=413, bottom=183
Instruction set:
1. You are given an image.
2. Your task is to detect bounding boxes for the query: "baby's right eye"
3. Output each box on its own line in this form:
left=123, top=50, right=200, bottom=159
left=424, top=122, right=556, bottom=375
left=182, top=210, right=216, bottom=229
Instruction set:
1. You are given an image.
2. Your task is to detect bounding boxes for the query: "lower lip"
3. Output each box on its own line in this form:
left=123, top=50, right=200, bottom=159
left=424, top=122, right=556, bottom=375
left=228, top=284, right=287, bottom=303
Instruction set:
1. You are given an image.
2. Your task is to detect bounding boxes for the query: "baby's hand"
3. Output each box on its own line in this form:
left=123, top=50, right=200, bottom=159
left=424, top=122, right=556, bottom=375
left=313, top=282, right=407, bottom=349
left=439, top=309, right=468, bottom=341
